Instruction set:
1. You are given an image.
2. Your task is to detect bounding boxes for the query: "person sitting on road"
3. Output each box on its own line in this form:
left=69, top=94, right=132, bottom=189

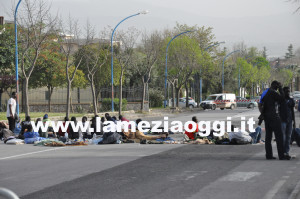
left=100, top=117, right=106, bottom=135
left=24, top=124, right=46, bottom=144
left=119, top=115, right=129, bottom=122
left=69, top=117, right=80, bottom=139
left=91, top=115, right=101, bottom=135
left=112, top=116, right=117, bottom=122
left=119, top=115, right=131, bottom=129
left=42, top=114, right=56, bottom=138
left=35, top=118, right=44, bottom=137
left=105, top=113, right=116, bottom=124
left=18, top=116, right=31, bottom=139
left=0, top=121, right=15, bottom=141
left=21, top=116, right=31, bottom=134
left=184, top=116, right=199, bottom=140
left=58, top=117, right=70, bottom=137
left=82, top=116, right=92, bottom=139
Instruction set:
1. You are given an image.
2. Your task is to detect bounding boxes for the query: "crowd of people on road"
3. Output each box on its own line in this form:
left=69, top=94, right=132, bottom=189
left=259, top=81, right=297, bottom=160
left=0, top=81, right=299, bottom=160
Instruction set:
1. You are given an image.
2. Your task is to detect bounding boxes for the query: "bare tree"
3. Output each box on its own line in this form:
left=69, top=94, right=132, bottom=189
left=80, top=22, right=109, bottom=115
left=131, top=31, right=162, bottom=111
left=114, top=27, right=140, bottom=115
left=56, top=16, right=83, bottom=118
left=18, top=0, right=57, bottom=116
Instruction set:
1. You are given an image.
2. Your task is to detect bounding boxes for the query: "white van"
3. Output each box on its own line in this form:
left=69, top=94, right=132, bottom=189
left=200, top=93, right=236, bottom=110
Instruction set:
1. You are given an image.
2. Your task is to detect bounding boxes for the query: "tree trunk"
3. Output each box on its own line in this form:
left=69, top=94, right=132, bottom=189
left=71, top=92, right=74, bottom=113
left=23, top=78, right=30, bottom=117
left=21, top=78, right=25, bottom=112
left=141, top=80, right=146, bottom=111
left=0, top=89, right=2, bottom=112
left=47, top=86, right=53, bottom=113
left=119, top=71, right=123, bottom=116
left=172, top=83, right=175, bottom=108
left=66, top=81, right=71, bottom=118
left=291, top=77, right=294, bottom=93
left=185, top=82, right=189, bottom=108
left=96, top=89, right=100, bottom=110
left=90, top=76, right=97, bottom=115
left=176, top=88, right=180, bottom=107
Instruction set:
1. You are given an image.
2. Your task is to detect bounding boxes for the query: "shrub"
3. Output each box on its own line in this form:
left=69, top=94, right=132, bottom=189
left=149, top=89, right=163, bottom=108
left=100, top=98, right=127, bottom=112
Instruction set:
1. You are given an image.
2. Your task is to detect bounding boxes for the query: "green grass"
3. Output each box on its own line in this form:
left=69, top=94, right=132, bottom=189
left=0, top=112, right=87, bottom=121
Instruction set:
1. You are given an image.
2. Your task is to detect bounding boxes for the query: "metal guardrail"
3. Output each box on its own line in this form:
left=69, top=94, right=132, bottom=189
left=0, top=188, right=19, bottom=199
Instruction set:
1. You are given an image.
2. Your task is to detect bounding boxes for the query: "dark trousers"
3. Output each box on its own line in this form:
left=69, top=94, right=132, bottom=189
left=7, top=117, right=15, bottom=132
left=265, top=116, right=284, bottom=159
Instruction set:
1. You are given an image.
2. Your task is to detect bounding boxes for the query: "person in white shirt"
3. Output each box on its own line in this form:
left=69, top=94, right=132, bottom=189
left=6, top=92, right=17, bottom=131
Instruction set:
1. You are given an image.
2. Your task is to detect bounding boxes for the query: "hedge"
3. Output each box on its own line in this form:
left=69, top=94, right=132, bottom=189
left=100, top=98, right=127, bottom=112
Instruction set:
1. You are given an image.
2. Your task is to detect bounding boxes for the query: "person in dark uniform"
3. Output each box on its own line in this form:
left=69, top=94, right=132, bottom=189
left=280, top=87, right=295, bottom=160
left=261, top=81, right=287, bottom=160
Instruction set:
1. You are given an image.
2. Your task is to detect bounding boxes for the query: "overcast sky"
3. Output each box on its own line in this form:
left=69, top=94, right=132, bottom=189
left=1, top=0, right=300, bottom=57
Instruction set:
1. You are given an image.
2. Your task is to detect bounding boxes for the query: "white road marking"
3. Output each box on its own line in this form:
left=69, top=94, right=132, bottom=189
left=263, top=180, right=286, bottom=199
left=220, top=172, right=261, bottom=182
left=282, top=176, right=290, bottom=179
left=288, top=179, right=300, bottom=199
left=289, top=167, right=297, bottom=170
left=168, top=171, right=207, bottom=182
left=0, top=147, right=66, bottom=160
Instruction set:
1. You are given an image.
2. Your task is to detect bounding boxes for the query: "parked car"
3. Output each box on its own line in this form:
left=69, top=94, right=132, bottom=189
left=236, top=96, right=258, bottom=109
left=178, top=97, right=197, bottom=108
left=252, top=96, right=261, bottom=101
left=293, top=91, right=300, bottom=96
left=293, top=95, right=300, bottom=110
left=200, top=93, right=236, bottom=110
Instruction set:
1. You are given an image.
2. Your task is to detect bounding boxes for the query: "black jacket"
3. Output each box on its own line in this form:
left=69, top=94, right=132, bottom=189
left=279, top=97, right=295, bottom=123
left=261, top=88, right=284, bottom=119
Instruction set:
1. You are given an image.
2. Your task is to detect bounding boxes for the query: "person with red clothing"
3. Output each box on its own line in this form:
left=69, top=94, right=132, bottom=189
left=184, top=116, right=199, bottom=140
left=58, top=116, right=70, bottom=137
left=119, top=115, right=131, bottom=129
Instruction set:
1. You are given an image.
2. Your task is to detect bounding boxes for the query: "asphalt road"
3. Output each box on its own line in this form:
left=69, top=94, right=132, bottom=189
left=1, top=107, right=300, bottom=199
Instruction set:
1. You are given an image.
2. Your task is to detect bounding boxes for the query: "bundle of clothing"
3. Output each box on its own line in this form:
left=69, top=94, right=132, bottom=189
left=34, top=139, right=65, bottom=147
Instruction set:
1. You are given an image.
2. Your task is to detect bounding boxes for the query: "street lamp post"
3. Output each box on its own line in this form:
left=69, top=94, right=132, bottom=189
left=199, top=42, right=225, bottom=105
left=110, top=10, right=148, bottom=112
left=14, top=0, right=22, bottom=115
left=164, top=30, right=194, bottom=108
left=222, top=50, right=240, bottom=93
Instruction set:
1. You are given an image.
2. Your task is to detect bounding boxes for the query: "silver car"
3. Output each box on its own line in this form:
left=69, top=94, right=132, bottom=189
left=179, top=98, right=197, bottom=108
left=236, top=96, right=258, bottom=109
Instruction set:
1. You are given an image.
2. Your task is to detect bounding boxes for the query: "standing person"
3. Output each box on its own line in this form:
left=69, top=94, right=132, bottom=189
left=258, top=88, right=270, bottom=126
left=261, top=81, right=286, bottom=160
left=280, top=87, right=295, bottom=160
left=6, top=92, right=17, bottom=132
